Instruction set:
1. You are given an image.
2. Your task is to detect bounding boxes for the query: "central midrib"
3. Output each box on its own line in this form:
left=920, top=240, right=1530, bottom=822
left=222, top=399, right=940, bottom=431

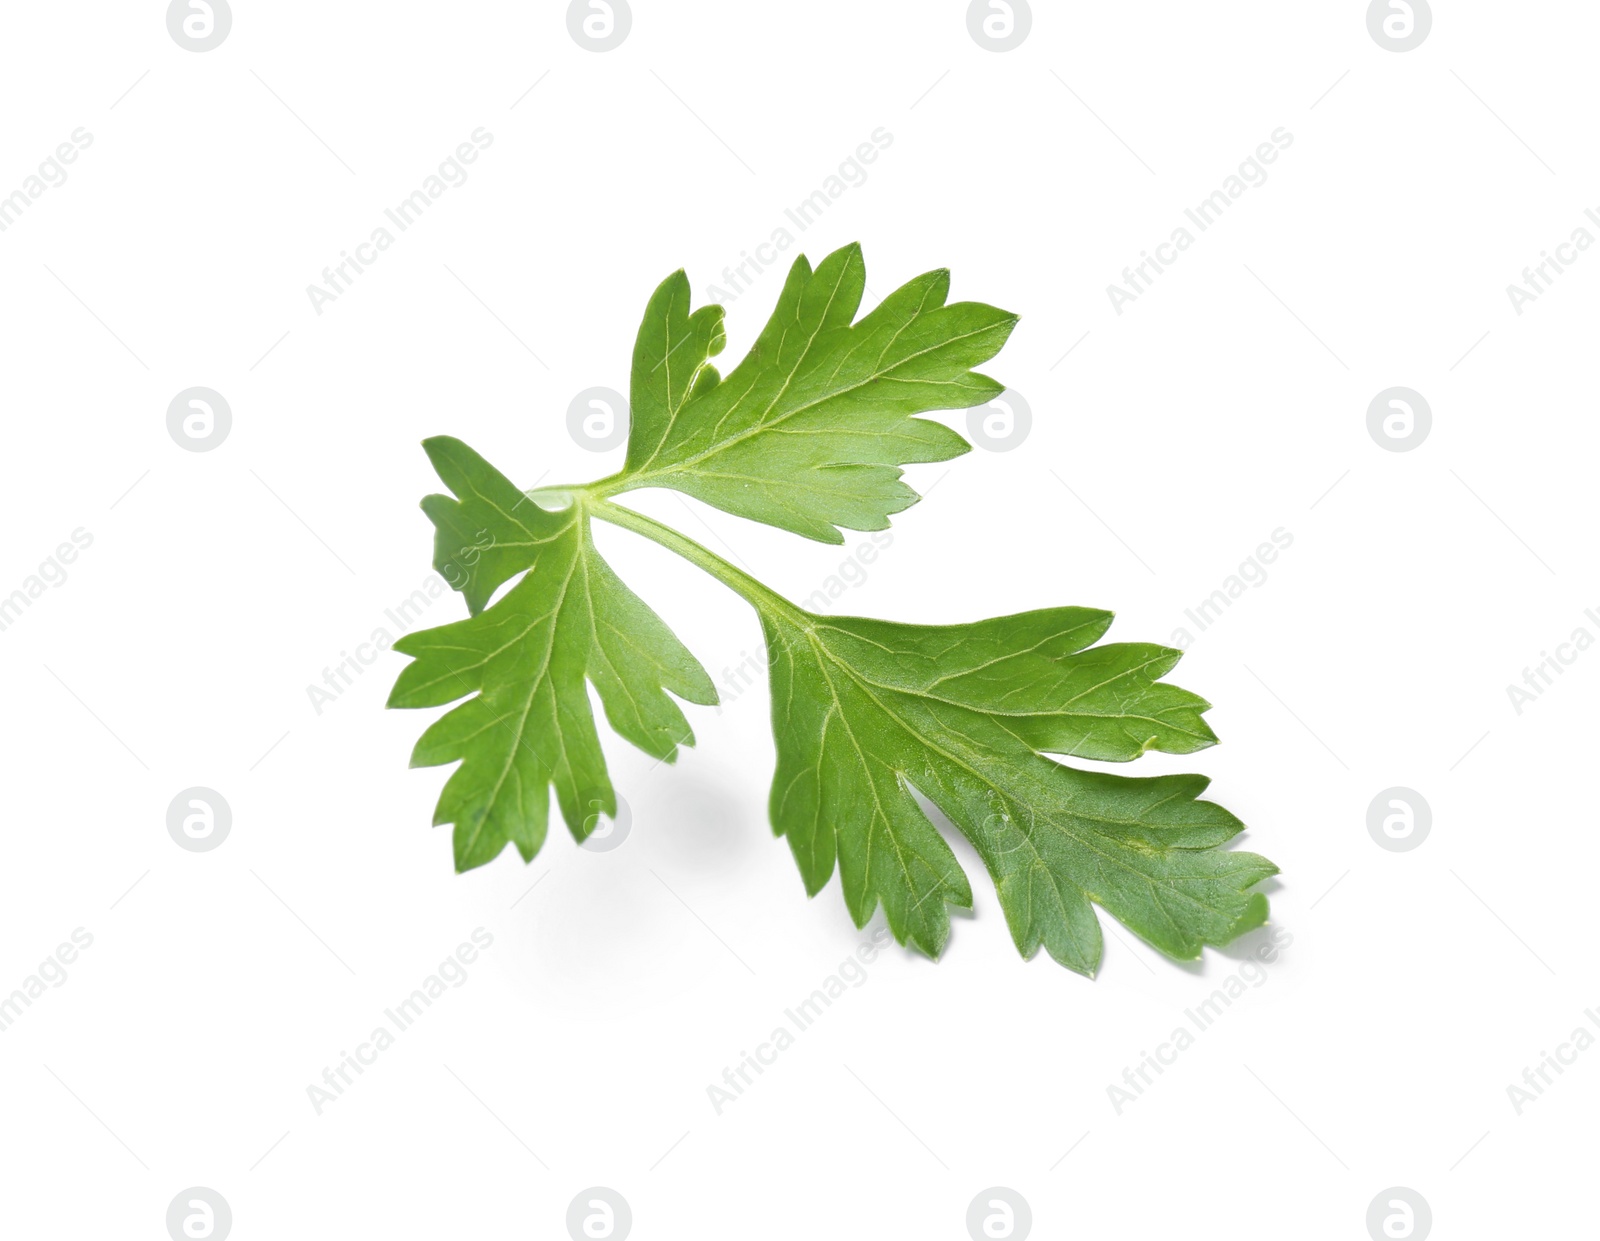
left=610, top=320, right=1004, bottom=491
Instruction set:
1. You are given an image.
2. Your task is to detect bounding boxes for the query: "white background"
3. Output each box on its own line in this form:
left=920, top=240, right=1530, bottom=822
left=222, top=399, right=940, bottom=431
left=1, top=1, right=1595, bottom=1237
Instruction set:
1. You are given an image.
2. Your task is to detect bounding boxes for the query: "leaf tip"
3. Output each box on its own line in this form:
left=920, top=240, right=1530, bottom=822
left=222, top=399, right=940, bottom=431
left=419, top=434, right=464, bottom=463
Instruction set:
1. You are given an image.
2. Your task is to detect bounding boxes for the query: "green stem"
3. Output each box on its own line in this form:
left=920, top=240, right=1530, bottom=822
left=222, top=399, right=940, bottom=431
left=585, top=496, right=804, bottom=624
left=583, top=471, right=631, bottom=499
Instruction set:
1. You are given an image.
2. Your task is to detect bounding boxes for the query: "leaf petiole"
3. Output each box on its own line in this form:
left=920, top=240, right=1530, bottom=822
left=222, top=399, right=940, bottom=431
left=581, top=495, right=804, bottom=625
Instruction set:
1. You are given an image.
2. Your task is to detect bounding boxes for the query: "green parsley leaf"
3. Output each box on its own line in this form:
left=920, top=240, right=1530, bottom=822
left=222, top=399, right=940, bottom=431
left=387, top=438, right=716, bottom=871
left=760, top=605, right=1272, bottom=973
left=606, top=242, right=1018, bottom=543
left=390, top=247, right=1277, bottom=976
